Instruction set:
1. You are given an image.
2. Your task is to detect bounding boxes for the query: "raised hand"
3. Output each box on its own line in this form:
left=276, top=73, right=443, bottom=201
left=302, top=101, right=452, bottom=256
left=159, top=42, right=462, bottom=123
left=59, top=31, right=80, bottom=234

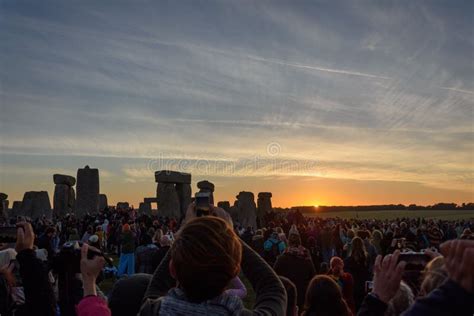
left=15, top=222, right=35, bottom=252
left=372, top=250, right=406, bottom=303
left=440, top=239, right=474, bottom=293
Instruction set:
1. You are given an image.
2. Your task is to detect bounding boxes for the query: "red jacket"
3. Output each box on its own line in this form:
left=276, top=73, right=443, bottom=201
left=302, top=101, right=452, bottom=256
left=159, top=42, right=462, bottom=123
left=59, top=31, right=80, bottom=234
left=77, top=296, right=111, bottom=316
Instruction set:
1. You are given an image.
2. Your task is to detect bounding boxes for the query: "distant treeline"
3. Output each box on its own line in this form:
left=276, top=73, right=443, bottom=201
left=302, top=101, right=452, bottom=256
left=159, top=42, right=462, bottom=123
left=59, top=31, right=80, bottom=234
left=277, top=202, right=474, bottom=213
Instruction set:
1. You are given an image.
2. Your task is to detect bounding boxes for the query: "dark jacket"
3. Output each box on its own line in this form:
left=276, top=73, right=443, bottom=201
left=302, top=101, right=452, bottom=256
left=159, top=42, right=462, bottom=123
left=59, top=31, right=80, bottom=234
left=357, top=280, right=474, bottom=316
left=140, top=241, right=287, bottom=315
left=151, top=245, right=170, bottom=272
left=120, top=231, right=136, bottom=254
left=344, top=256, right=371, bottom=311
left=273, top=247, right=315, bottom=308
left=16, top=249, right=56, bottom=316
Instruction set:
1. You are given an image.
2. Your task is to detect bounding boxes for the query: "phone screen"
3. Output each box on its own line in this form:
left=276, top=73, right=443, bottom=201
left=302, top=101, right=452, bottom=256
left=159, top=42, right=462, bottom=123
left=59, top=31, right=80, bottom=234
left=398, top=253, right=430, bottom=271
left=195, top=193, right=210, bottom=216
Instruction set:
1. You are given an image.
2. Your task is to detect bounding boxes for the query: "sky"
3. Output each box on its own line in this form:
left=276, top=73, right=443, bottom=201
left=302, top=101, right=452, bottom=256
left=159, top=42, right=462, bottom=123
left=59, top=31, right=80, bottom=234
left=0, top=0, right=473, bottom=208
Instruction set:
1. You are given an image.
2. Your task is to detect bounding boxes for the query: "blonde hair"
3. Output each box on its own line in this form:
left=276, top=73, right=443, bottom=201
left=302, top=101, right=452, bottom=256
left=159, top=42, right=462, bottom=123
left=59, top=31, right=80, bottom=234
left=420, top=257, right=447, bottom=296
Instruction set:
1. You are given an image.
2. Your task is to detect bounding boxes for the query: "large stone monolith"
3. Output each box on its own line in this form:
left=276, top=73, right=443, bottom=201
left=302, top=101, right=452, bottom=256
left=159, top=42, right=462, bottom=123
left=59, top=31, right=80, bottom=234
left=156, top=183, right=181, bottom=219
left=53, top=174, right=76, bottom=216
left=257, top=192, right=273, bottom=227
left=138, top=202, right=152, bottom=215
left=0, top=193, right=8, bottom=220
left=175, top=183, right=192, bottom=218
left=155, top=170, right=191, bottom=220
left=20, top=191, right=52, bottom=219
left=99, top=194, right=108, bottom=212
left=235, top=191, right=257, bottom=229
left=76, top=166, right=99, bottom=217
left=116, top=202, right=130, bottom=210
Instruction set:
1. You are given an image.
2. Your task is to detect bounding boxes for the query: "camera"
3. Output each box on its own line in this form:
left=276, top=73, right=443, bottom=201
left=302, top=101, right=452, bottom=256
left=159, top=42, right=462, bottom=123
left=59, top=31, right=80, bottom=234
left=398, top=252, right=430, bottom=271
left=55, top=241, right=113, bottom=273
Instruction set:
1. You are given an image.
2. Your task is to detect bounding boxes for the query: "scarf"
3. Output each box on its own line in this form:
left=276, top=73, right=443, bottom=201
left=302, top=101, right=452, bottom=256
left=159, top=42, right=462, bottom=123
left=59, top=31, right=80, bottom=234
left=158, top=288, right=244, bottom=316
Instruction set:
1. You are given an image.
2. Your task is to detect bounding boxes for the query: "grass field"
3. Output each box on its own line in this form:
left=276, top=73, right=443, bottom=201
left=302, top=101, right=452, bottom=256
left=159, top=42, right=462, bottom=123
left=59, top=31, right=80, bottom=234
left=305, top=209, right=474, bottom=220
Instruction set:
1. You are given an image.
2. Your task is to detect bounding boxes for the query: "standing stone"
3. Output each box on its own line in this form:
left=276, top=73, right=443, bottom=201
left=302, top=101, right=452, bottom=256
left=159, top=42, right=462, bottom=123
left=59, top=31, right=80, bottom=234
left=69, top=188, right=76, bottom=210
left=11, top=201, right=22, bottom=216
left=235, top=191, right=257, bottom=229
left=155, top=170, right=191, bottom=184
left=157, top=183, right=181, bottom=218
left=99, top=194, right=108, bottom=212
left=155, top=170, right=191, bottom=220
left=138, top=202, right=152, bottom=215
left=53, top=174, right=76, bottom=216
left=53, top=174, right=76, bottom=186
left=257, top=192, right=273, bottom=228
left=197, top=180, right=215, bottom=204
left=228, top=201, right=239, bottom=224
left=0, top=193, right=8, bottom=220
left=175, top=183, right=192, bottom=218
left=21, top=191, right=52, bottom=219
left=54, top=184, right=70, bottom=216
left=116, top=202, right=130, bottom=210
left=76, top=166, right=100, bottom=217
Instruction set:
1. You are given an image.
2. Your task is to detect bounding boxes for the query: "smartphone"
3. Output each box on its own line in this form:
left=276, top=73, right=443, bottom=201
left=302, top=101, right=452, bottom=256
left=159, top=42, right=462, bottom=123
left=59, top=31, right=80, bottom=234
left=195, top=192, right=211, bottom=217
left=398, top=252, right=430, bottom=271
left=0, top=226, right=17, bottom=243
left=365, top=281, right=373, bottom=293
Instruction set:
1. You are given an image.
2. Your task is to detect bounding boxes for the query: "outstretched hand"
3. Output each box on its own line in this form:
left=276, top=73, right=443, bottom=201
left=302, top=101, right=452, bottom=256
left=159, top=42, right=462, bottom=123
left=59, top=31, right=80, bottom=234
left=15, top=222, right=35, bottom=253
left=440, top=239, right=474, bottom=293
left=372, top=250, right=406, bottom=303
left=80, top=243, right=105, bottom=297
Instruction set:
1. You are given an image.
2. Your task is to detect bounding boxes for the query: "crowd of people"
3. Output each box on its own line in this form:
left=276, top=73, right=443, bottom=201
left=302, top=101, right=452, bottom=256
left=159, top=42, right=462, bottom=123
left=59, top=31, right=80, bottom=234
left=0, top=205, right=473, bottom=316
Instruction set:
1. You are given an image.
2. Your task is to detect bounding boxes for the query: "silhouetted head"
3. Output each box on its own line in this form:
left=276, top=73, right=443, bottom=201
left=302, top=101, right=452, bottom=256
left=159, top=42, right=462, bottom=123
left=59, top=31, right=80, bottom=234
left=302, top=275, right=351, bottom=316
left=109, top=274, right=152, bottom=316
left=288, top=233, right=301, bottom=247
left=170, top=217, right=242, bottom=302
left=330, top=257, right=344, bottom=276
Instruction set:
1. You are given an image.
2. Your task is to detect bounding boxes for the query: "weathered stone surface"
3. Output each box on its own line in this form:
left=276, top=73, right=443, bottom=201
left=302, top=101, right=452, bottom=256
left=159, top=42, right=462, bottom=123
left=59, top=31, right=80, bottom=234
left=116, top=202, right=129, bottom=210
left=197, top=180, right=215, bottom=192
left=1, top=200, right=8, bottom=221
left=138, top=202, right=152, bottom=215
left=69, top=188, right=76, bottom=209
left=157, top=183, right=181, bottom=218
left=11, top=201, right=22, bottom=215
left=175, top=183, right=191, bottom=218
left=0, top=193, right=8, bottom=220
left=53, top=174, right=76, bottom=186
left=257, top=192, right=273, bottom=228
left=76, top=166, right=100, bottom=217
left=155, top=170, right=191, bottom=184
left=228, top=203, right=239, bottom=224
left=99, top=194, right=108, bottom=211
left=197, top=180, right=215, bottom=204
left=54, top=184, right=71, bottom=216
left=144, top=197, right=159, bottom=203
left=235, top=191, right=257, bottom=229
left=20, top=191, right=52, bottom=219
